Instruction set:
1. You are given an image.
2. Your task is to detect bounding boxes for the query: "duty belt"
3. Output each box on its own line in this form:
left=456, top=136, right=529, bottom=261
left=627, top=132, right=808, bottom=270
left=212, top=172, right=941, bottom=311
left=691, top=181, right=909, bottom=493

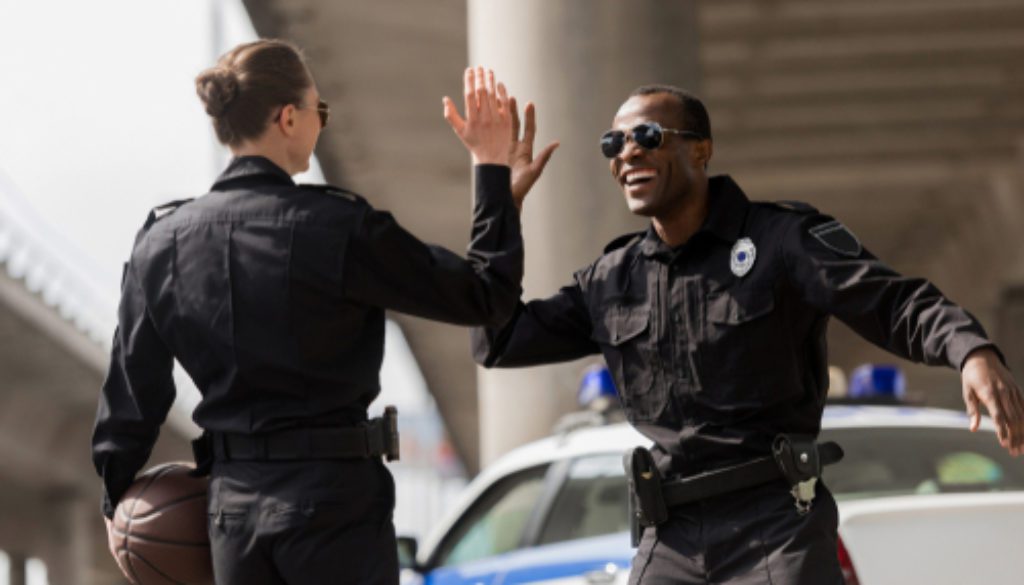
left=624, top=434, right=844, bottom=546
left=193, top=406, right=400, bottom=470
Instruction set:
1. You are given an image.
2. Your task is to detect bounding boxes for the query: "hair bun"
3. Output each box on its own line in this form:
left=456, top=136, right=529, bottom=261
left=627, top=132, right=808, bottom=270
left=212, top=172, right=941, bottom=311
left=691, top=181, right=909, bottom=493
left=195, top=68, right=239, bottom=118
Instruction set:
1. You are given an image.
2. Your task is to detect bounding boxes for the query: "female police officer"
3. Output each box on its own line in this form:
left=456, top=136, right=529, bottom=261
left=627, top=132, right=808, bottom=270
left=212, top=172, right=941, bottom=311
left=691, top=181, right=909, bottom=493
left=92, top=39, right=525, bottom=584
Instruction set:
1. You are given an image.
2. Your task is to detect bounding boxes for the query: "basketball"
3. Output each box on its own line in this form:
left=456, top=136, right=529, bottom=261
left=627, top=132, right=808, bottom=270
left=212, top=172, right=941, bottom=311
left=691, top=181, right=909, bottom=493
left=110, top=462, right=213, bottom=585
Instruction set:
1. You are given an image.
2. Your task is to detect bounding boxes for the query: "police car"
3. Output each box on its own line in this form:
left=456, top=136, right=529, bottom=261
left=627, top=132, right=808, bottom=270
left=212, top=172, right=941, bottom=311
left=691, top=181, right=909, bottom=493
left=399, top=367, right=1024, bottom=585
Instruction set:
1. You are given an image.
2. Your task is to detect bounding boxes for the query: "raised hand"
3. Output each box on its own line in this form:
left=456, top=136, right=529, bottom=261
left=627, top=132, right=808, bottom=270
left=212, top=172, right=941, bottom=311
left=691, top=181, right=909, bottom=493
left=508, top=98, right=559, bottom=211
left=443, top=67, right=514, bottom=166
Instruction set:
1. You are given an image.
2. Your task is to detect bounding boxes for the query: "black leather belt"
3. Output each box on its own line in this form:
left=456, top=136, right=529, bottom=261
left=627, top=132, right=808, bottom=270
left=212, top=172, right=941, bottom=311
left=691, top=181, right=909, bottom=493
left=661, top=441, right=844, bottom=507
left=625, top=435, right=844, bottom=546
left=210, top=406, right=400, bottom=462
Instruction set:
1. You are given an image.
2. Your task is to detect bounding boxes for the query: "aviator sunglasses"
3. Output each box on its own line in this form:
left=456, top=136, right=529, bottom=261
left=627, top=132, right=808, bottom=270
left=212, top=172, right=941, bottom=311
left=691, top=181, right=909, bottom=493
left=600, top=122, right=704, bottom=158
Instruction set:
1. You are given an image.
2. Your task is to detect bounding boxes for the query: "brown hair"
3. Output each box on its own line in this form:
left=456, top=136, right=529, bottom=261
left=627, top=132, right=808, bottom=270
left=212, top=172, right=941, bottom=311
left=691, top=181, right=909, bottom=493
left=195, top=39, right=313, bottom=147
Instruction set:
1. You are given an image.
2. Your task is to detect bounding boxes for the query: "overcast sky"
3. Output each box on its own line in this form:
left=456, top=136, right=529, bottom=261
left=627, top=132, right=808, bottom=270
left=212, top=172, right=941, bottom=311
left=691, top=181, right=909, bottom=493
left=0, top=0, right=325, bottom=296
left=0, top=0, right=428, bottom=428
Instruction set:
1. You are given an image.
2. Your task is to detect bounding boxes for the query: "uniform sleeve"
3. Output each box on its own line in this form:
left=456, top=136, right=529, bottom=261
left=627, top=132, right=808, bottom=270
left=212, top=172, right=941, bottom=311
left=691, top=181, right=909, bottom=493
left=343, top=164, right=523, bottom=327
left=91, top=260, right=176, bottom=519
left=782, top=213, right=1000, bottom=370
left=472, top=271, right=598, bottom=368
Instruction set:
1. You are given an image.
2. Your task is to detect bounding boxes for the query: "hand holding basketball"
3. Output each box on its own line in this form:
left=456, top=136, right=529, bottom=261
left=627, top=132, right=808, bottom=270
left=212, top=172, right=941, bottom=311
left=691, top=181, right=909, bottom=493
left=110, top=462, right=213, bottom=585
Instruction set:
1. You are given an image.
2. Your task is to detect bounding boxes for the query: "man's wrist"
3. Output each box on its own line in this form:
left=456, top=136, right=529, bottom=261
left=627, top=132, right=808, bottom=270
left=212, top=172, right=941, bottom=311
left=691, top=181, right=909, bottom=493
left=961, top=345, right=1004, bottom=371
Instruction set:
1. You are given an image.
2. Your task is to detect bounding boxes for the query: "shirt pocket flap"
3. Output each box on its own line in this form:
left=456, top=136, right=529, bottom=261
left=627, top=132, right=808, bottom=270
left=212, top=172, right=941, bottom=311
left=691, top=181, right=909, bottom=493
left=592, top=306, right=651, bottom=346
left=707, top=288, right=775, bottom=324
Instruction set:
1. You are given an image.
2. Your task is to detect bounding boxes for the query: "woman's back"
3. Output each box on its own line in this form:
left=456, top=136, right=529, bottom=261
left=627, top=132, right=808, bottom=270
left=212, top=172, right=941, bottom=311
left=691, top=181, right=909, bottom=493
left=93, top=38, right=528, bottom=585
left=135, top=156, right=379, bottom=433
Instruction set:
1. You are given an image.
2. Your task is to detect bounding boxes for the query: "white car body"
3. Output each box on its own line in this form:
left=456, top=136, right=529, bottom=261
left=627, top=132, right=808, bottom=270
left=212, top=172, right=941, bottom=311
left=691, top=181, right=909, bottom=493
left=412, top=406, right=1024, bottom=585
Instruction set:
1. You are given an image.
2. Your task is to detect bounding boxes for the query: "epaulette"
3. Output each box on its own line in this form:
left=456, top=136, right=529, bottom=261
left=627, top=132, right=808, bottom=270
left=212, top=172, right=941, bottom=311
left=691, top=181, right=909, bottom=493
left=143, top=198, right=193, bottom=229
left=603, top=230, right=645, bottom=254
left=297, top=183, right=362, bottom=204
left=758, top=200, right=818, bottom=214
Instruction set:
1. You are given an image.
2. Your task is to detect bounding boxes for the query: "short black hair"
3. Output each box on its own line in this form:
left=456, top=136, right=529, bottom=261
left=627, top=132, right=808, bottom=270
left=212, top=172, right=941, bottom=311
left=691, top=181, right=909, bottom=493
left=629, top=85, right=712, bottom=141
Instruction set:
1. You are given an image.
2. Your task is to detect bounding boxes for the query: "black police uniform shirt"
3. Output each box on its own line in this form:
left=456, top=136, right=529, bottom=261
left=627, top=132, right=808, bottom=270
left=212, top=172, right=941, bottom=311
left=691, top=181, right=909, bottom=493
left=474, top=175, right=998, bottom=477
left=92, top=156, right=522, bottom=518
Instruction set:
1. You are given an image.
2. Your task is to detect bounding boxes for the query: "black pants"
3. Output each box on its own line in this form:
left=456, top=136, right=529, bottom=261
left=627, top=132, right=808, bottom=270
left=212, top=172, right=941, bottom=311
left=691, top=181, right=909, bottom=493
left=207, top=458, right=398, bottom=585
left=628, top=480, right=844, bottom=585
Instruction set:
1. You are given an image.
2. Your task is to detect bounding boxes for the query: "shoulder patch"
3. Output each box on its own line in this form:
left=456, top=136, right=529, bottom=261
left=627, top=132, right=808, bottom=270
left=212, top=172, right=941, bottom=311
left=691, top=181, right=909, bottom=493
left=298, top=183, right=362, bottom=203
left=759, top=200, right=818, bottom=214
left=144, top=198, right=193, bottom=229
left=603, top=231, right=644, bottom=254
left=809, top=220, right=862, bottom=257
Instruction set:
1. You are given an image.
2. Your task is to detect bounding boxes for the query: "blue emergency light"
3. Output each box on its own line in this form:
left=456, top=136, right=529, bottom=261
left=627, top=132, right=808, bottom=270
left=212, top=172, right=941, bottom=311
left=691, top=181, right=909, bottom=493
left=578, top=364, right=618, bottom=408
left=849, top=364, right=906, bottom=399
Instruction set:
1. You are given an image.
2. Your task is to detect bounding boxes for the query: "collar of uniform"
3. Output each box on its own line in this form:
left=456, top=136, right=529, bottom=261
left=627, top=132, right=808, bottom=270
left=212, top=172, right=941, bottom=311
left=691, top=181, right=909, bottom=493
left=638, top=174, right=750, bottom=259
left=211, top=156, right=296, bottom=190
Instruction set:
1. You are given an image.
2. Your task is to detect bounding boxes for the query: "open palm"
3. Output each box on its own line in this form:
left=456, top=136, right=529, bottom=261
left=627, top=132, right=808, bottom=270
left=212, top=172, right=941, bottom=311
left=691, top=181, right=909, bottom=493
left=508, top=98, right=559, bottom=211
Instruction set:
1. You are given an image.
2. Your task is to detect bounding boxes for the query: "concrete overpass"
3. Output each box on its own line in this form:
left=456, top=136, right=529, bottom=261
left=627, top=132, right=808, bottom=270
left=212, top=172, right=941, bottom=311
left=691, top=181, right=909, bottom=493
left=4, top=2, right=1024, bottom=582
left=0, top=171, right=192, bottom=584
left=243, top=0, right=1024, bottom=469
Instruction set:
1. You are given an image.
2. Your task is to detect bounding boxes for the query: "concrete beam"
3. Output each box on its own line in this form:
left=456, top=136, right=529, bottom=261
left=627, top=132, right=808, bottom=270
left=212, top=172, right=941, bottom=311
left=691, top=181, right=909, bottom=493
left=705, top=65, right=1022, bottom=104
left=703, top=0, right=1024, bottom=39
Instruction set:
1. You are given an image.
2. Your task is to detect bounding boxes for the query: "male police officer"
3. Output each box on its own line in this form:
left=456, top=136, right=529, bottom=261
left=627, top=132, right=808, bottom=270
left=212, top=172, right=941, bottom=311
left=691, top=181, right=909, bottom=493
left=477, top=85, right=1024, bottom=584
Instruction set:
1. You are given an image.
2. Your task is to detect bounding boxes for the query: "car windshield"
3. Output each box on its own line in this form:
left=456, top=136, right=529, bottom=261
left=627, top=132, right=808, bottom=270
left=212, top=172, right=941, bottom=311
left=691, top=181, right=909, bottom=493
left=434, top=464, right=549, bottom=567
left=537, top=454, right=629, bottom=546
left=820, top=426, right=1024, bottom=501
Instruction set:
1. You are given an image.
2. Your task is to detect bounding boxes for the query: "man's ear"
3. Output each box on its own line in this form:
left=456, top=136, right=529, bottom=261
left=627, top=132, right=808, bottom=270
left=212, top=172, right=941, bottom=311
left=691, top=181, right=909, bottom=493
left=693, top=139, right=713, bottom=170
left=277, top=103, right=298, bottom=137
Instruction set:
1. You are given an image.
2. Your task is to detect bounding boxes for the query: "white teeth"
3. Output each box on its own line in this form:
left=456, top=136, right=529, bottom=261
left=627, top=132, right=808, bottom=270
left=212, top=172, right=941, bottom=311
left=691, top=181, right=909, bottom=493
left=624, top=169, right=657, bottom=185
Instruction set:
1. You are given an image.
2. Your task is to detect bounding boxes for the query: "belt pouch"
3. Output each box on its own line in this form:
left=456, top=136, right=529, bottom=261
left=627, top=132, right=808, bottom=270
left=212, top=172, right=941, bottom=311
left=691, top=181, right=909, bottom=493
left=771, top=434, right=821, bottom=485
left=623, top=446, right=668, bottom=546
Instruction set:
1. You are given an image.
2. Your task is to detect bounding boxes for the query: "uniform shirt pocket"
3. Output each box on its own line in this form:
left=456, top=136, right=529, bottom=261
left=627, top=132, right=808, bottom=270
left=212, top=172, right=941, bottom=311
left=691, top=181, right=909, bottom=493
left=707, top=288, right=775, bottom=325
left=592, top=305, right=650, bottom=347
left=591, top=306, right=666, bottom=423
left=699, top=288, right=778, bottom=411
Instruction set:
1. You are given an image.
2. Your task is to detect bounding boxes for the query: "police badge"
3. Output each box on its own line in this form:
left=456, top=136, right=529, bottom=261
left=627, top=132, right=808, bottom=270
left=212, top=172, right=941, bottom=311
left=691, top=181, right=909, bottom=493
left=730, top=238, right=756, bottom=277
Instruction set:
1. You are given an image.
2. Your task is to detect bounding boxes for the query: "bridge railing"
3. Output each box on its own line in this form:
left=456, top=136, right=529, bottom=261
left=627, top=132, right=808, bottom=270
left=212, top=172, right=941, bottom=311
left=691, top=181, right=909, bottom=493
left=0, top=166, right=118, bottom=347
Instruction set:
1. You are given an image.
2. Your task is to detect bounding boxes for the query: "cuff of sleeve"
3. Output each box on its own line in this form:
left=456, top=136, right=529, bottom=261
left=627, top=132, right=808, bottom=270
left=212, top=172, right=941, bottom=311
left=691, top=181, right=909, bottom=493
left=101, top=490, right=116, bottom=520
left=950, top=338, right=1006, bottom=371
left=473, top=164, right=513, bottom=207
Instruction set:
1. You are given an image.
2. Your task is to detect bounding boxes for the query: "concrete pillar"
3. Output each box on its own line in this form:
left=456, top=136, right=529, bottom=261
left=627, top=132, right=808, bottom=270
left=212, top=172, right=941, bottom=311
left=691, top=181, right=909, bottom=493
left=469, top=0, right=701, bottom=464
left=39, top=492, right=93, bottom=585
left=9, top=551, right=27, bottom=585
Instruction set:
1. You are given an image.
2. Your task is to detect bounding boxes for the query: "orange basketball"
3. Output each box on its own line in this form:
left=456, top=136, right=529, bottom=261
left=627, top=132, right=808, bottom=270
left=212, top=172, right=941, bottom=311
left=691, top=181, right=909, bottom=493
left=110, top=462, right=213, bottom=585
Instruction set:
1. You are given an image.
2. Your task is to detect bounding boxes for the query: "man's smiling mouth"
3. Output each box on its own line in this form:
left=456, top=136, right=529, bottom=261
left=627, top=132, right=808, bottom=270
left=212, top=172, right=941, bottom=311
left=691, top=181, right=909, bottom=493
left=623, top=168, right=657, bottom=187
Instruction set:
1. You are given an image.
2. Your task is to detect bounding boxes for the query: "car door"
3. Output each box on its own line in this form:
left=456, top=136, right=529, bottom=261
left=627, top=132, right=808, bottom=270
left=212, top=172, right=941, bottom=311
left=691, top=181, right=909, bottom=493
left=500, top=453, right=634, bottom=585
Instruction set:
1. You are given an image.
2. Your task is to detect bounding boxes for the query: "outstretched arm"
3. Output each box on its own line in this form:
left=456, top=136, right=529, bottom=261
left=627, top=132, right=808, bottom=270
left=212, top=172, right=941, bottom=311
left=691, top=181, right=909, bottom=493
left=344, top=68, right=522, bottom=326
left=783, top=212, right=1023, bottom=455
left=474, top=273, right=598, bottom=368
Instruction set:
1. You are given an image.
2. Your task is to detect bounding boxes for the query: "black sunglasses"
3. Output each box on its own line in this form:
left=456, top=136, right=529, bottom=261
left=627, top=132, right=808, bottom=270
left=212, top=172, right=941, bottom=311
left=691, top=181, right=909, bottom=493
left=274, top=99, right=330, bottom=129
left=315, top=99, right=330, bottom=128
left=600, top=122, right=704, bottom=158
